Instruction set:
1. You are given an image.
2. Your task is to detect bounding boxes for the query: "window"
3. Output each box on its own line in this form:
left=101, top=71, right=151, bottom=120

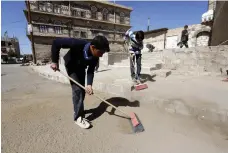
left=1, top=41, right=6, bottom=47
left=72, top=10, right=77, bottom=16
left=1, top=48, right=7, bottom=53
left=81, top=31, right=87, bottom=38
left=54, top=26, right=62, bottom=34
left=39, top=25, right=48, bottom=33
left=91, top=6, right=97, bottom=19
left=102, top=8, right=108, bottom=21
left=120, top=12, right=125, bottom=24
left=81, top=11, right=86, bottom=18
left=38, top=2, right=46, bottom=11
left=54, top=4, right=61, bottom=14
left=74, top=31, right=80, bottom=38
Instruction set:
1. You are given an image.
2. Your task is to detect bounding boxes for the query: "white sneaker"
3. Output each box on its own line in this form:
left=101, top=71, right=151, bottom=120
left=75, top=117, right=91, bottom=129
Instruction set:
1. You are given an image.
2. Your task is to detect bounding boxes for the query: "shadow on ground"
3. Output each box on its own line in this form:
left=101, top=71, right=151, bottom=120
left=140, top=74, right=156, bottom=82
left=85, top=97, right=140, bottom=121
left=96, top=69, right=111, bottom=73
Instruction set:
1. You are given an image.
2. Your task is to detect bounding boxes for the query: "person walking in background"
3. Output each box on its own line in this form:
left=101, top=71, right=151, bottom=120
left=177, top=25, right=189, bottom=48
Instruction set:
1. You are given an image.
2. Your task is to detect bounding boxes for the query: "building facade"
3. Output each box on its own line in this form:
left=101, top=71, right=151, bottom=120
left=23, top=0, right=132, bottom=62
left=210, top=1, right=228, bottom=46
left=1, top=34, right=21, bottom=58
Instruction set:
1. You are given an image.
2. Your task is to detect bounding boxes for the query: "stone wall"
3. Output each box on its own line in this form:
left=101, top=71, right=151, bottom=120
left=165, top=24, right=211, bottom=49
left=141, top=24, right=212, bottom=53
left=142, top=31, right=166, bottom=52
left=160, top=45, right=228, bottom=74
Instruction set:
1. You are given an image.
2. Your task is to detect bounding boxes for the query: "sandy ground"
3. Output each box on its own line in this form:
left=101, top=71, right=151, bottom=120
left=1, top=64, right=228, bottom=153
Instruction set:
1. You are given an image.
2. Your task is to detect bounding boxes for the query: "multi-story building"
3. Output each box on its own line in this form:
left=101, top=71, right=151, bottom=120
left=23, top=0, right=132, bottom=62
left=1, top=34, right=21, bottom=58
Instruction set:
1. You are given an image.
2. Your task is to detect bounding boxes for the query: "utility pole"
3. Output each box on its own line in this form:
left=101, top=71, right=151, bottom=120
left=147, top=17, right=150, bottom=31
left=26, top=0, right=37, bottom=64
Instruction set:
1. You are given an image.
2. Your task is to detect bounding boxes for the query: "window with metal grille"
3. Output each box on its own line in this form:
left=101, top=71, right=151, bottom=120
left=91, top=6, right=97, bottom=19
left=74, top=31, right=80, bottom=38
left=102, top=8, right=108, bottom=21
left=120, top=12, right=125, bottom=24
left=81, top=11, right=86, bottom=18
left=38, top=2, right=46, bottom=11
left=81, top=31, right=87, bottom=38
left=54, top=26, right=62, bottom=34
left=39, top=25, right=48, bottom=33
left=72, top=10, right=80, bottom=17
left=72, top=10, right=77, bottom=16
left=54, top=4, right=61, bottom=14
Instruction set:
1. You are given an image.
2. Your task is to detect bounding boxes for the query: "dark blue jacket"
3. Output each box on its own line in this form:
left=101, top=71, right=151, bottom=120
left=51, top=38, right=99, bottom=85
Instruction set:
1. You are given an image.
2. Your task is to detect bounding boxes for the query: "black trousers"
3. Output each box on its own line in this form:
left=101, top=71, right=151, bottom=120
left=178, top=41, right=189, bottom=48
left=65, top=65, right=86, bottom=121
left=130, top=54, right=142, bottom=80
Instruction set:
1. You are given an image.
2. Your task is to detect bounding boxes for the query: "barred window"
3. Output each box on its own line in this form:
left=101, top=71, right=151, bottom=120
left=38, top=2, right=46, bottom=11
left=39, top=25, right=48, bottom=33
left=102, top=8, right=108, bottom=21
left=54, top=4, right=61, bottom=14
left=72, top=10, right=80, bottom=17
left=81, top=11, right=86, bottom=18
left=81, top=31, right=87, bottom=38
left=74, top=31, right=80, bottom=38
left=54, top=26, right=62, bottom=34
left=120, top=12, right=125, bottom=24
left=91, top=6, right=97, bottom=19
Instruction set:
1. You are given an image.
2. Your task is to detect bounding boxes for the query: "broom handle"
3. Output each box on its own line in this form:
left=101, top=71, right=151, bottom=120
left=58, top=70, right=131, bottom=118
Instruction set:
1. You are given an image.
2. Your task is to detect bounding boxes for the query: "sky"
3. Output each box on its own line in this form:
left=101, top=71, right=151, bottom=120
left=1, top=1, right=208, bottom=54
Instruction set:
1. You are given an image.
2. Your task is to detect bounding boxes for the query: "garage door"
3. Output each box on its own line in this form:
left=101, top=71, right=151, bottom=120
left=165, top=36, right=178, bottom=49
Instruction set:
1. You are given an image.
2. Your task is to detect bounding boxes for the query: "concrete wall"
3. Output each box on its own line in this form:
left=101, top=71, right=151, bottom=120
left=211, top=1, right=228, bottom=46
left=142, top=24, right=212, bottom=53
left=160, top=45, right=228, bottom=74
left=142, top=31, right=166, bottom=52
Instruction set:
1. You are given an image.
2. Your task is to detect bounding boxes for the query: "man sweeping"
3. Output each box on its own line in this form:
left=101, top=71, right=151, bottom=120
left=124, top=29, right=145, bottom=84
left=50, top=36, right=110, bottom=129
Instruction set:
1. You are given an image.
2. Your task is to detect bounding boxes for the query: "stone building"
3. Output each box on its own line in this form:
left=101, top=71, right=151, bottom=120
left=210, top=1, right=228, bottom=46
left=142, top=0, right=216, bottom=52
left=1, top=33, right=21, bottom=58
left=23, top=0, right=132, bottom=62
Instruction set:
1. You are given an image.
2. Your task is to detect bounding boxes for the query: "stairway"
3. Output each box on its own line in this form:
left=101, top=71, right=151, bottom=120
left=108, top=52, right=171, bottom=76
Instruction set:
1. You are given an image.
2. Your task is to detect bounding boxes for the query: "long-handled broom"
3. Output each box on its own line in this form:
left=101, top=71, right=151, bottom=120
left=58, top=69, right=144, bottom=133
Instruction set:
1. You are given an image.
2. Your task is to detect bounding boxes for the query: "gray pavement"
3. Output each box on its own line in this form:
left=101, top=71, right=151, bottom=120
left=2, top=64, right=228, bottom=153
left=32, top=64, right=228, bottom=125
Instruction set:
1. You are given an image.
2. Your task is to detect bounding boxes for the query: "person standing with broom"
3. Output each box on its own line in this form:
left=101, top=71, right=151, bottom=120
left=50, top=36, right=110, bottom=129
left=124, top=29, right=145, bottom=84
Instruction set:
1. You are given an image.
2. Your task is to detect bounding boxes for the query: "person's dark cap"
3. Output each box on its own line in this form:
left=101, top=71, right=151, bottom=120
left=91, top=35, right=110, bottom=53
